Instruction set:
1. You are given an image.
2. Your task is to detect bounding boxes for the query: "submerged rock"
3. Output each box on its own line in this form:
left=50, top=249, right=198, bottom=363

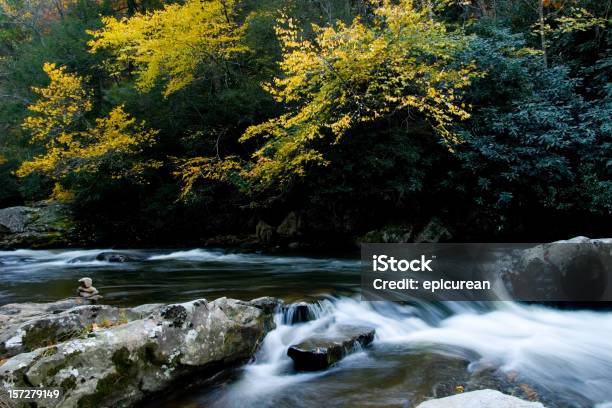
left=287, top=325, right=375, bottom=371
left=282, top=302, right=314, bottom=325
left=416, top=389, right=545, bottom=408
left=0, top=296, right=279, bottom=408
left=95, top=251, right=143, bottom=263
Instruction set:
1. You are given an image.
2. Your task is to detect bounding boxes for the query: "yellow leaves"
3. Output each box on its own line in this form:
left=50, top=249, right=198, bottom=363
left=88, top=0, right=248, bottom=96
left=174, top=156, right=243, bottom=200
left=50, top=183, right=75, bottom=202
left=242, top=0, right=479, bottom=185
left=18, top=63, right=158, bottom=185
left=23, top=63, right=93, bottom=142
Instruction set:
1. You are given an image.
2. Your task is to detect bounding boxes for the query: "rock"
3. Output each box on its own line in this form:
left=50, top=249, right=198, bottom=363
left=0, top=297, right=280, bottom=408
left=255, top=221, right=275, bottom=244
left=287, top=325, right=375, bottom=371
left=282, top=302, right=314, bottom=325
left=77, top=277, right=99, bottom=299
left=415, top=218, right=452, bottom=243
left=361, top=225, right=413, bottom=243
left=416, top=389, right=545, bottom=408
left=503, top=237, right=612, bottom=302
left=277, top=212, right=302, bottom=238
left=95, top=251, right=143, bottom=263
left=0, top=203, right=74, bottom=248
left=249, top=296, right=282, bottom=315
left=0, top=302, right=148, bottom=358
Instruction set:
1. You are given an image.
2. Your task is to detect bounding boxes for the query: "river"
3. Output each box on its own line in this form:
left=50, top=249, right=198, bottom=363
left=1, top=248, right=611, bottom=407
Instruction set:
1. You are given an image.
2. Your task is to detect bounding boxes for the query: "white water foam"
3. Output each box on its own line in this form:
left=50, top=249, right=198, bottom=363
left=216, top=298, right=612, bottom=407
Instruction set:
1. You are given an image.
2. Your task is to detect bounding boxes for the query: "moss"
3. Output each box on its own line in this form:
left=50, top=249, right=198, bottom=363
left=77, top=372, right=123, bottom=408
left=22, top=323, right=61, bottom=351
left=60, top=375, right=77, bottom=391
left=75, top=348, right=136, bottom=408
left=44, top=352, right=79, bottom=377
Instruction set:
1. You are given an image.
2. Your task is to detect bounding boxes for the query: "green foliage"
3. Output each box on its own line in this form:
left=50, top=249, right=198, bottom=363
left=88, top=0, right=249, bottom=96
left=455, top=25, right=611, bottom=228
left=0, top=0, right=609, bottom=243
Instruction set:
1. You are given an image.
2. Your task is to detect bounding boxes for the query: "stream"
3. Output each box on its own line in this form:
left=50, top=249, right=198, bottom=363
left=1, top=248, right=611, bottom=407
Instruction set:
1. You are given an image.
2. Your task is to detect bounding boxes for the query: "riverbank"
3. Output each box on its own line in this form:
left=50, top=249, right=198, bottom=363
left=0, top=297, right=556, bottom=408
left=1, top=246, right=611, bottom=407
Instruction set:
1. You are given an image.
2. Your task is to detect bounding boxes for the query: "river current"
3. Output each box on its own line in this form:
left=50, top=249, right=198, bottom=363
left=1, top=248, right=611, bottom=407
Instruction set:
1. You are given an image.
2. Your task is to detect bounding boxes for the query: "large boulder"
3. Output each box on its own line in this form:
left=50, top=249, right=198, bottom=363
left=287, top=325, right=375, bottom=371
left=276, top=212, right=302, bottom=238
left=0, top=296, right=280, bottom=408
left=0, top=300, right=158, bottom=358
left=0, top=203, right=74, bottom=248
left=255, top=220, right=275, bottom=244
left=416, top=389, right=545, bottom=408
left=503, top=237, right=612, bottom=302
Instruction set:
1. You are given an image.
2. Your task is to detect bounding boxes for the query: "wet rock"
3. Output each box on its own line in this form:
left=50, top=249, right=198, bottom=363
left=416, top=389, right=545, bottom=408
left=282, top=302, right=314, bottom=325
left=95, top=251, right=143, bottom=263
left=288, top=325, right=375, bottom=371
left=0, top=297, right=279, bottom=408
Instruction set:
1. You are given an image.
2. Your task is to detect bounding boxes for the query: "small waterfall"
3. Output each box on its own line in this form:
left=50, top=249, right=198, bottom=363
left=281, top=300, right=335, bottom=325
left=211, top=297, right=612, bottom=408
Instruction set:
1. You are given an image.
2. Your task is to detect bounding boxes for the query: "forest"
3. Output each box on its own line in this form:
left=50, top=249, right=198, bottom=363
left=0, top=0, right=610, bottom=248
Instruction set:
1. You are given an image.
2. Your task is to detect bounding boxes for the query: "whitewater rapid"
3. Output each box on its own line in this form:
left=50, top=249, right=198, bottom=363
left=1, top=248, right=611, bottom=407
left=212, top=298, right=612, bottom=407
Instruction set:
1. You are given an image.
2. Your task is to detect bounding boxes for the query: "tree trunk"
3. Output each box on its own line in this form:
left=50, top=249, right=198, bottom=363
left=539, top=0, right=548, bottom=67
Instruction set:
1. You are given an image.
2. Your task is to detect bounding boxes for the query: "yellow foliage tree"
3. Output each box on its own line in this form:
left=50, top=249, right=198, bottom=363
left=18, top=63, right=158, bottom=185
left=88, top=0, right=248, bottom=96
left=241, top=0, right=478, bottom=186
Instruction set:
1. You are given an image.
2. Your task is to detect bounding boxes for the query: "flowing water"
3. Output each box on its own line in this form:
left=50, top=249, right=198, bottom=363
left=1, top=249, right=611, bottom=408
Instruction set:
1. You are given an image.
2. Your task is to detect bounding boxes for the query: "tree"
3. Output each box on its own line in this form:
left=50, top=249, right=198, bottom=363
left=88, top=0, right=249, bottom=96
left=17, top=63, right=158, bottom=189
left=240, top=0, right=477, bottom=187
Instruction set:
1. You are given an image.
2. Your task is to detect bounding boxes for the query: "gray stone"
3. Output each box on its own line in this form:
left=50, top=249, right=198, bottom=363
left=0, top=303, right=142, bottom=358
left=287, top=325, right=375, bottom=371
left=504, top=237, right=612, bottom=302
left=0, top=203, right=73, bottom=248
left=0, top=297, right=279, bottom=408
left=76, top=277, right=99, bottom=298
left=277, top=212, right=302, bottom=238
left=255, top=221, right=275, bottom=244
left=416, top=389, right=545, bottom=408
